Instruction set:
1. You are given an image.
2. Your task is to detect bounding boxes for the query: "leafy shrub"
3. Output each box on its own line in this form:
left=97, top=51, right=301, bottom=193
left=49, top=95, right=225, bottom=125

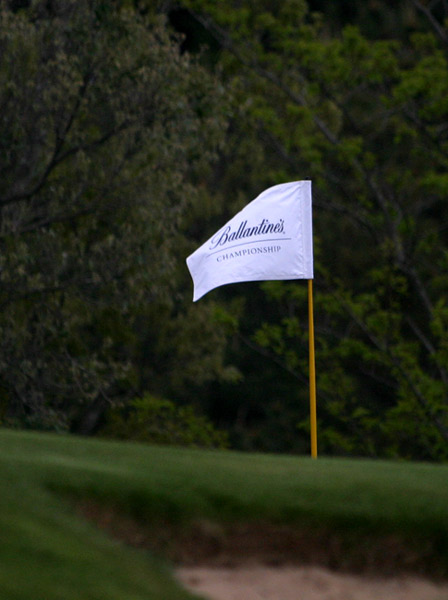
left=102, top=394, right=229, bottom=449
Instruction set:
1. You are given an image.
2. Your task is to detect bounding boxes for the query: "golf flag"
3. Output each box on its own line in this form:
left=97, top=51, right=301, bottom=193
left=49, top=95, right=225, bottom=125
left=186, top=180, right=313, bottom=301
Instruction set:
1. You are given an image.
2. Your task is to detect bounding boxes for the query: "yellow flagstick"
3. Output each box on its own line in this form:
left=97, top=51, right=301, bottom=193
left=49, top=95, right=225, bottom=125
left=308, top=279, right=318, bottom=458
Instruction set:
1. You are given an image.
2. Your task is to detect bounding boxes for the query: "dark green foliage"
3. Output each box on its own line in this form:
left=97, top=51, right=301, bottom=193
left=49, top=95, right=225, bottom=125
left=166, top=0, right=448, bottom=459
left=3, top=0, right=448, bottom=460
left=0, top=0, right=231, bottom=431
left=101, top=394, right=229, bottom=449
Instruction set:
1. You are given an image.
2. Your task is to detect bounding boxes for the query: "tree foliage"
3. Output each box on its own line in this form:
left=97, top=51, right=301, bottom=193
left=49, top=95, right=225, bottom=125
left=168, top=0, right=448, bottom=459
left=102, top=393, right=229, bottom=449
left=0, top=0, right=230, bottom=430
left=4, top=0, right=448, bottom=461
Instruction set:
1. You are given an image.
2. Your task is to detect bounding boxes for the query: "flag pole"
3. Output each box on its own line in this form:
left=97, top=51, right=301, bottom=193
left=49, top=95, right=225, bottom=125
left=308, top=279, right=317, bottom=458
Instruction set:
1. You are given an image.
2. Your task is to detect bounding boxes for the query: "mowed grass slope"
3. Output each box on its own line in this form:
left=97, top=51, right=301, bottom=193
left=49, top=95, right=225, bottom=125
left=1, top=429, right=448, bottom=600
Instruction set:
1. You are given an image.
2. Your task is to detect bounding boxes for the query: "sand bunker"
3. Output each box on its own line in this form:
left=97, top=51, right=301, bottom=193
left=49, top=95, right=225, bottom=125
left=177, top=564, right=448, bottom=600
left=75, top=500, right=448, bottom=599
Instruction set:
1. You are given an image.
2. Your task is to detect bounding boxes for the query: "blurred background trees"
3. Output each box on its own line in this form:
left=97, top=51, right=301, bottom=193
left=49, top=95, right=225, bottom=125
left=2, top=0, right=448, bottom=460
left=0, top=1, right=232, bottom=431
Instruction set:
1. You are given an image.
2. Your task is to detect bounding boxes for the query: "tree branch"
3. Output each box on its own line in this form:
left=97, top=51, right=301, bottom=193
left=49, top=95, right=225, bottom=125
left=335, top=288, right=448, bottom=443
left=411, top=0, right=448, bottom=45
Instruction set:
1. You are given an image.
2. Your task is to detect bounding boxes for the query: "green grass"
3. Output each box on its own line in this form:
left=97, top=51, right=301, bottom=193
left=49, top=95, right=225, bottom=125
left=1, top=428, right=448, bottom=599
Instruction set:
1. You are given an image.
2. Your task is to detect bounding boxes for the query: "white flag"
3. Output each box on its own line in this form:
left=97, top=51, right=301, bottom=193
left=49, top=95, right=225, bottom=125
left=186, top=180, right=313, bottom=301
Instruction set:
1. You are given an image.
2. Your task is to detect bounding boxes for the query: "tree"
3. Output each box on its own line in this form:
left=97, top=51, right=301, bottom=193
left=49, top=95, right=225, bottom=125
left=168, top=0, right=448, bottom=459
left=0, top=1, right=231, bottom=430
